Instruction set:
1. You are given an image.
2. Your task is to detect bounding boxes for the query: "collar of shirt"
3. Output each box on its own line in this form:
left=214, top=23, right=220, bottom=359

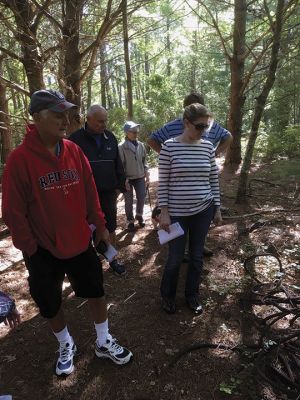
left=85, top=122, right=108, bottom=139
left=55, top=142, right=61, bottom=157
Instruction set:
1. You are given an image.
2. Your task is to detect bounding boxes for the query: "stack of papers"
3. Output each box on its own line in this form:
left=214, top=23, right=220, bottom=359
left=158, top=222, right=184, bottom=245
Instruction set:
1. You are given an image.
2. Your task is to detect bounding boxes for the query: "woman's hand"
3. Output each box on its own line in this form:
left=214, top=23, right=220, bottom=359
left=125, top=179, right=131, bottom=192
left=4, top=307, right=21, bottom=330
left=145, top=171, right=150, bottom=184
left=213, top=207, right=222, bottom=225
left=159, top=207, right=171, bottom=232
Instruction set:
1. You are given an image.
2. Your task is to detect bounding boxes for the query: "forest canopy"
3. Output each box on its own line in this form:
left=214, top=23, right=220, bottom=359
left=0, top=0, right=299, bottom=201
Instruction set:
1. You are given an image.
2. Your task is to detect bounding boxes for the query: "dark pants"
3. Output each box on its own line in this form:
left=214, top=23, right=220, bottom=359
left=98, top=190, right=118, bottom=233
left=160, top=203, right=214, bottom=300
left=124, top=177, right=146, bottom=223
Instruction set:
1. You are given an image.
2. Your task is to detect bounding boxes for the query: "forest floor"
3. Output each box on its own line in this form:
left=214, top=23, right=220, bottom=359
left=0, top=159, right=299, bottom=400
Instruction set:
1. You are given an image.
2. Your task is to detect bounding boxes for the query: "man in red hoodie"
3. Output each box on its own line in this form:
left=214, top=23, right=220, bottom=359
left=1, top=90, right=133, bottom=376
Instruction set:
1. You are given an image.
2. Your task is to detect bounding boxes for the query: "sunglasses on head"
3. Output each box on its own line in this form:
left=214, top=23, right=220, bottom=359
left=190, top=121, right=209, bottom=131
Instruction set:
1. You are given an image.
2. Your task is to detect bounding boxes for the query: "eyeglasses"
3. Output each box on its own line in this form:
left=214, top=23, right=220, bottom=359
left=189, top=121, right=209, bottom=131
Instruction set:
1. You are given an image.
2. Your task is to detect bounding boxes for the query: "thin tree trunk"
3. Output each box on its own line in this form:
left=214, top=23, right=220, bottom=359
left=144, top=36, right=150, bottom=100
left=0, top=56, right=11, bottom=165
left=122, top=0, right=133, bottom=119
left=86, top=72, right=94, bottom=110
left=236, top=0, right=285, bottom=203
left=225, top=0, right=247, bottom=166
left=100, top=42, right=107, bottom=108
left=166, top=16, right=171, bottom=77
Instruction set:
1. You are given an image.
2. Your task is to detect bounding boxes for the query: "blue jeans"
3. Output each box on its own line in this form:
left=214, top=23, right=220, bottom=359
left=160, top=203, right=215, bottom=300
left=124, top=177, right=146, bottom=222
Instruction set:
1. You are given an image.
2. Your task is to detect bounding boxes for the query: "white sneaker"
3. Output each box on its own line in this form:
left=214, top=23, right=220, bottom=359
left=56, top=338, right=77, bottom=376
left=95, top=334, right=133, bottom=365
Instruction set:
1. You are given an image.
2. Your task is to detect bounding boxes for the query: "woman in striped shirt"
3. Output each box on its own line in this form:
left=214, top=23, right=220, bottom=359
left=158, top=103, right=222, bottom=314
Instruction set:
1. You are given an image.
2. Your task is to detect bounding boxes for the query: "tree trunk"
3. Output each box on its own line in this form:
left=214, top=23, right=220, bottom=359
left=61, top=0, right=84, bottom=106
left=236, top=0, right=285, bottom=203
left=122, top=0, right=133, bottom=119
left=166, top=16, right=171, bottom=77
left=61, top=0, right=85, bottom=135
left=225, top=0, right=247, bottom=166
left=100, top=42, right=107, bottom=108
left=144, top=36, right=150, bottom=100
left=5, top=1, right=45, bottom=94
left=0, top=56, right=11, bottom=165
left=86, top=72, right=94, bottom=111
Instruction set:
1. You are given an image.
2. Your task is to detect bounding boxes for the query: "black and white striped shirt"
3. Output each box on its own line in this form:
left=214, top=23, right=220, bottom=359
left=158, top=137, right=220, bottom=216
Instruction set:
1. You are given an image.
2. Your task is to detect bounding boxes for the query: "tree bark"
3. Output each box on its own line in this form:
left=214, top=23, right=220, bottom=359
left=100, top=42, right=107, bottom=108
left=225, top=0, right=247, bottom=166
left=236, top=0, right=285, bottom=203
left=60, top=0, right=85, bottom=135
left=144, top=36, right=150, bottom=100
left=122, top=0, right=133, bottom=119
left=61, top=0, right=84, bottom=106
left=0, top=55, right=11, bottom=165
left=166, top=16, right=171, bottom=77
left=2, top=0, right=45, bottom=94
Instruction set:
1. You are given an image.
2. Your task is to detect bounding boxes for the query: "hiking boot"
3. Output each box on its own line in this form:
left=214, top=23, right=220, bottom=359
left=186, top=295, right=203, bottom=314
left=109, top=260, right=127, bottom=276
left=162, top=298, right=176, bottom=314
left=55, top=338, right=77, bottom=376
left=135, top=215, right=145, bottom=228
left=127, top=222, right=135, bottom=232
left=95, top=334, right=133, bottom=365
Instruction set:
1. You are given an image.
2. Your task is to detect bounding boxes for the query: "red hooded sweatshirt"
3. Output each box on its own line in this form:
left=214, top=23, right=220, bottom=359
left=2, top=124, right=106, bottom=259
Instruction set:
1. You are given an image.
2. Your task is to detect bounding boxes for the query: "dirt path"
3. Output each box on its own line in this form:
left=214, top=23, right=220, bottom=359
left=0, top=163, right=299, bottom=400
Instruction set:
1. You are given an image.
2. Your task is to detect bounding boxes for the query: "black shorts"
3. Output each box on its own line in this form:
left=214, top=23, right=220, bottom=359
left=24, top=244, right=104, bottom=319
left=99, top=190, right=118, bottom=233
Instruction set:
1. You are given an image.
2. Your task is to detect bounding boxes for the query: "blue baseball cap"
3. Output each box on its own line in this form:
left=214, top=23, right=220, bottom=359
left=123, top=121, right=140, bottom=133
left=29, top=89, right=77, bottom=115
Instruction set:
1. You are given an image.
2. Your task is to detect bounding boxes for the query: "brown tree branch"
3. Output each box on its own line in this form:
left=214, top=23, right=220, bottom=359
left=0, top=75, right=30, bottom=96
left=0, top=46, right=22, bottom=62
left=30, top=0, right=63, bottom=31
left=187, top=0, right=232, bottom=60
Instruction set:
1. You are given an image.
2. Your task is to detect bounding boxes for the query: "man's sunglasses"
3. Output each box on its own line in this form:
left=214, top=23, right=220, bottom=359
left=190, top=121, right=209, bottom=131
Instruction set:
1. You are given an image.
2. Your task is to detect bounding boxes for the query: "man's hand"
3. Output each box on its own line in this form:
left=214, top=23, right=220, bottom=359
left=94, top=228, right=110, bottom=247
left=215, top=134, right=232, bottom=157
left=4, top=307, right=21, bottom=330
left=147, top=138, right=162, bottom=154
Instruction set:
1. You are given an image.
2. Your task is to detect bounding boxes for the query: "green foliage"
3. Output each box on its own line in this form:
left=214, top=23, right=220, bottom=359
left=268, top=125, right=300, bottom=159
left=107, top=107, right=128, bottom=141
left=219, top=377, right=241, bottom=395
left=145, top=74, right=180, bottom=120
left=258, top=159, right=300, bottom=181
left=0, top=0, right=299, bottom=170
left=255, top=125, right=300, bottom=159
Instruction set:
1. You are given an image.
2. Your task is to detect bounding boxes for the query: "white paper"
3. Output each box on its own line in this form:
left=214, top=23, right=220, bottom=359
left=158, top=222, right=184, bottom=245
left=103, top=244, right=118, bottom=263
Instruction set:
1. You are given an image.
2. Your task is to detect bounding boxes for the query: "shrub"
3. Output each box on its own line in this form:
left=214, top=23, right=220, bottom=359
left=266, top=125, right=300, bottom=159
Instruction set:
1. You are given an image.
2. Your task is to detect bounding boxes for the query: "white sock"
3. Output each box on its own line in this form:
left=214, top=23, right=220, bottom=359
left=94, top=319, right=109, bottom=347
left=53, top=326, right=72, bottom=344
